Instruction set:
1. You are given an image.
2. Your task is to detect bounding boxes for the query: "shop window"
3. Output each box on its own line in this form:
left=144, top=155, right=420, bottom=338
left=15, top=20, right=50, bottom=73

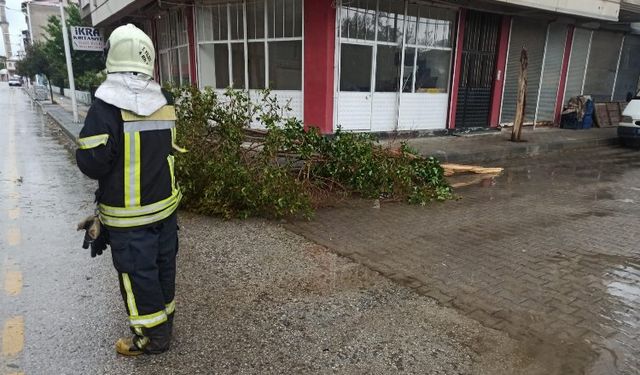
left=377, top=0, right=404, bottom=43
left=157, top=8, right=191, bottom=86
left=231, top=43, right=246, bottom=89
left=375, top=45, right=400, bottom=92
left=248, top=42, right=266, bottom=89
left=400, top=4, right=455, bottom=93
left=214, top=45, right=230, bottom=88
left=415, top=49, right=450, bottom=93
left=246, top=1, right=265, bottom=39
left=401, top=47, right=415, bottom=93
left=339, top=0, right=454, bottom=95
left=229, top=3, right=245, bottom=40
left=340, top=0, right=376, bottom=41
left=196, top=0, right=302, bottom=91
left=268, top=41, right=302, bottom=90
left=340, top=44, right=372, bottom=92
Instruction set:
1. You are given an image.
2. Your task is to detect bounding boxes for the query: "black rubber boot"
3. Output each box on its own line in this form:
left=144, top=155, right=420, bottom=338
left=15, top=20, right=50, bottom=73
left=143, top=322, right=172, bottom=354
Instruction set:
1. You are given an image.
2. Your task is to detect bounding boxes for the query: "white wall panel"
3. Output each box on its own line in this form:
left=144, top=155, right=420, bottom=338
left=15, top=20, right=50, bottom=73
left=248, top=90, right=303, bottom=129
left=398, top=94, right=449, bottom=130
left=370, top=93, right=398, bottom=132
left=336, top=93, right=372, bottom=131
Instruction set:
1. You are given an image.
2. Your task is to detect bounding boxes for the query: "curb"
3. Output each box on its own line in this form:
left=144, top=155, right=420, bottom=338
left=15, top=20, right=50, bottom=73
left=426, top=135, right=620, bottom=164
left=23, top=88, right=620, bottom=165
left=23, top=89, right=81, bottom=143
left=46, top=110, right=80, bottom=143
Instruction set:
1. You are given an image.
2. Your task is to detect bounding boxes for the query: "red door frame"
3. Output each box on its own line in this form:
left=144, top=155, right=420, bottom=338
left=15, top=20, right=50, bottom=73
left=488, top=16, right=511, bottom=127
left=555, top=25, right=575, bottom=125
left=303, top=0, right=336, bottom=134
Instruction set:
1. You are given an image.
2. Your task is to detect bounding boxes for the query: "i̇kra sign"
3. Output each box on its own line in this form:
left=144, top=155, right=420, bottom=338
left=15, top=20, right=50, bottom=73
left=71, top=26, right=104, bottom=51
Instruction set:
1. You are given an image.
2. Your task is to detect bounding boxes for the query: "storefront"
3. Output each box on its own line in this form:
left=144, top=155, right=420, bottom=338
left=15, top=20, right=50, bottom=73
left=195, top=0, right=304, bottom=121
left=335, top=0, right=456, bottom=132
left=131, top=0, right=640, bottom=134
left=156, top=8, right=192, bottom=86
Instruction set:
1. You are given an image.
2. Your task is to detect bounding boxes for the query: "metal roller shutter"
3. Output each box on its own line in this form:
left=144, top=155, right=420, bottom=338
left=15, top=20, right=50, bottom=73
left=583, top=30, right=624, bottom=102
left=500, top=17, right=547, bottom=124
left=564, top=28, right=591, bottom=102
left=536, top=23, right=568, bottom=123
left=613, top=35, right=640, bottom=101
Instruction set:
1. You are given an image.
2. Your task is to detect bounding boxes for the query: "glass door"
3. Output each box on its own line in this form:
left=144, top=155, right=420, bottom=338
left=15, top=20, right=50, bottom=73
left=336, top=0, right=377, bottom=131
left=336, top=0, right=455, bottom=132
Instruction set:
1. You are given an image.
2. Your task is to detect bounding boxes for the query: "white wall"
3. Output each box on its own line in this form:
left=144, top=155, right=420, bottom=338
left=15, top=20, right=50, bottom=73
left=493, top=0, right=620, bottom=21
left=90, top=0, right=136, bottom=26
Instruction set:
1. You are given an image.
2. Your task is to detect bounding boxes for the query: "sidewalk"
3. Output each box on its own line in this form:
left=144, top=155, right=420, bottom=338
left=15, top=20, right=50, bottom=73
left=40, top=93, right=619, bottom=165
left=26, top=88, right=89, bottom=140
left=393, top=126, right=619, bottom=164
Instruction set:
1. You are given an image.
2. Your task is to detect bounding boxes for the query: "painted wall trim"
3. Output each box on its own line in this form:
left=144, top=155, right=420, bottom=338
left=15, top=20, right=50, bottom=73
left=555, top=25, right=574, bottom=125
left=448, top=8, right=467, bottom=130
left=489, top=15, right=511, bottom=127
left=303, top=0, right=335, bottom=134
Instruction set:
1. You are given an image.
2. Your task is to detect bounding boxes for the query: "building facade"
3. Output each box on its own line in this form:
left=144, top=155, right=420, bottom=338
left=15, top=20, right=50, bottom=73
left=84, top=0, right=640, bottom=134
left=22, top=1, right=63, bottom=44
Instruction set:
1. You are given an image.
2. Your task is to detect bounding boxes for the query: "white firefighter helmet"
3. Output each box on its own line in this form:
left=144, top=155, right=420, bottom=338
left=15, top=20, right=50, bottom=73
left=105, top=24, right=155, bottom=77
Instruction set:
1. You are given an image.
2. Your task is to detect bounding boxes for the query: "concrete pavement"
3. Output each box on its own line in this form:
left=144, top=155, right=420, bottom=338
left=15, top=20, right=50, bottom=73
left=288, top=145, right=640, bottom=374
left=393, top=126, right=619, bottom=164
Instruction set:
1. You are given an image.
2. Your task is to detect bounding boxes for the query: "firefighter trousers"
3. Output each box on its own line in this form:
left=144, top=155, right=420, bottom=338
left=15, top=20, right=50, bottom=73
left=109, top=213, right=178, bottom=343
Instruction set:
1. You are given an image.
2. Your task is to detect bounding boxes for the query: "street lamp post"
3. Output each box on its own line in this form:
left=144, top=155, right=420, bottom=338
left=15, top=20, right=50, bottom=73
left=59, top=0, right=77, bottom=123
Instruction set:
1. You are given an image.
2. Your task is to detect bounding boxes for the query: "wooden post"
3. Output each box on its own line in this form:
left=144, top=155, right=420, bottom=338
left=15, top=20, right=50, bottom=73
left=511, top=48, right=528, bottom=142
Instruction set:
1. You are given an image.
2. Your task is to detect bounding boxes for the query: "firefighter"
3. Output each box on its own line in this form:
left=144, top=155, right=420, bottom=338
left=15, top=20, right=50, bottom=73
left=75, top=24, right=184, bottom=356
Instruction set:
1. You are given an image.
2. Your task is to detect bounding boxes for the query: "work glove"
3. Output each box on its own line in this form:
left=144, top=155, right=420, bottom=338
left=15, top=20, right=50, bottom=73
left=77, top=215, right=108, bottom=257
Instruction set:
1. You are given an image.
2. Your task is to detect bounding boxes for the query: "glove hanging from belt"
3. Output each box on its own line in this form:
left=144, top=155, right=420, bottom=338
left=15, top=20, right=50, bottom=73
left=77, top=215, right=108, bottom=257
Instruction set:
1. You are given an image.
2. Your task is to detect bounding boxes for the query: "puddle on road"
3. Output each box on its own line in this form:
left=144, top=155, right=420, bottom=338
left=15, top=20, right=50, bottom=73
left=540, top=251, right=640, bottom=374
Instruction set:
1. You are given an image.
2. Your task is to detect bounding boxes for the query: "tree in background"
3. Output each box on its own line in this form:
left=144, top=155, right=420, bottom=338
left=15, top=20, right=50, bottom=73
left=43, top=3, right=104, bottom=89
left=16, top=42, right=55, bottom=101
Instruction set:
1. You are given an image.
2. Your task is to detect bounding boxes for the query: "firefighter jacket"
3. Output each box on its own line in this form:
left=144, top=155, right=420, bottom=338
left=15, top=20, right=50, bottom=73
left=76, top=93, right=184, bottom=229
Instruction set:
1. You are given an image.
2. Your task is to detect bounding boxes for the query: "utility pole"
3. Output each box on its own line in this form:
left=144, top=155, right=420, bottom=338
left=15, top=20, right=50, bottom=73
left=59, top=0, right=78, bottom=123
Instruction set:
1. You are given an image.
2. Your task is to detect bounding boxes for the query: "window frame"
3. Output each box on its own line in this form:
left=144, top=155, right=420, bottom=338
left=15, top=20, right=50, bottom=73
left=337, top=0, right=455, bottom=95
left=157, top=8, right=192, bottom=86
left=196, top=0, right=304, bottom=91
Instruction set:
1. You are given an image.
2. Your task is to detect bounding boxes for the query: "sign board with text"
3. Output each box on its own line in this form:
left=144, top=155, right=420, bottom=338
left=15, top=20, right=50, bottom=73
left=71, top=26, right=104, bottom=51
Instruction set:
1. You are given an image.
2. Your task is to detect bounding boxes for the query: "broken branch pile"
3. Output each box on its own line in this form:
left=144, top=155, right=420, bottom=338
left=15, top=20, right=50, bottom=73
left=172, top=86, right=454, bottom=219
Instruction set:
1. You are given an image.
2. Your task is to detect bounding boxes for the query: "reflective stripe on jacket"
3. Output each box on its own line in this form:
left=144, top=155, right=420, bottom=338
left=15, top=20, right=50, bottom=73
left=75, top=94, right=184, bottom=229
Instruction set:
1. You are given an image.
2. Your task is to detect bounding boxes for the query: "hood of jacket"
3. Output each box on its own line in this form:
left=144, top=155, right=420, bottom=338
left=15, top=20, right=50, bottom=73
left=94, top=73, right=167, bottom=116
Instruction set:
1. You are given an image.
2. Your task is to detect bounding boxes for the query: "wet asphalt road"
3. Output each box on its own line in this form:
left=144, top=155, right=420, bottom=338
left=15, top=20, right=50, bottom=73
left=0, top=84, right=127, bottom=373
